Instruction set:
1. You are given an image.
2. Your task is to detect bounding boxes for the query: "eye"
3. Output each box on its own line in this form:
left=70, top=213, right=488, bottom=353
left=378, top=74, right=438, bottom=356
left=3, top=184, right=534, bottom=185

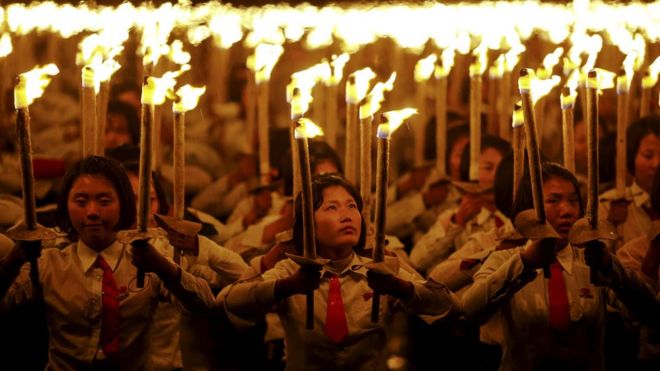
left=348, top=203, right=358, bottom=209
left=326, top=205, right=337, bottom=211
left=99, top=198, right=113, bottom=206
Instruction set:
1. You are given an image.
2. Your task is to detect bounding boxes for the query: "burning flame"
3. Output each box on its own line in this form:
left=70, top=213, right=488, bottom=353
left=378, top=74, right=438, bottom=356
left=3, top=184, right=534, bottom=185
left=142, top=66, right=189, bottom=105
left=378, top=108, right=417, bottom=139
left=287, top=62, right=329, bottom=117
left=360, top=73, right=396, bottom=119
left=253, top=43, right=284, bottom=84
left=642, top=57, right=660, bottom=89
left=167, top=40, right=191, bottom=65
left=538, top=47, right=564, bottom=78
left=0, top=33, right=13, bottom=58
left=14, top=64, right=60, bottom=109
left=586, top=68, right=616, bottom=91
left=489, top=54, right=505, bottom=79
left=617, top=52, right=637, bottom=93
left=415, top=55, right=437, bottom=83
left=173, top=85, right=206, bottom=113
left=518, top=69, right=561, bottom=104
left=469, top=41, right=488, bottom=77
left=294, top=117, right=324, bottom=139
left=435, top=48, right=456, bottom=78
left=346, top=68, right=376, bottom=104
left=324, top=53, right=350, bottom=86
left=209, top=11, right=243, bottom=49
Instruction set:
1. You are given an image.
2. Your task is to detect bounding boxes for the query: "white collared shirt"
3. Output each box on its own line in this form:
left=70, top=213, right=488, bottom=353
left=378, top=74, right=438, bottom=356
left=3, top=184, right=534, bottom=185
left=219, top=253, right=459, bottom=371
left=599, top=181, right=652, bottom=249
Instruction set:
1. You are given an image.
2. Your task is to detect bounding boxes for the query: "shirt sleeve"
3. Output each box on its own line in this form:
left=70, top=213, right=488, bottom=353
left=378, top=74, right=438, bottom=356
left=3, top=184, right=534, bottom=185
left=409, top=209, right=463, bottom=272
left=394, top=266, right=462, bottom=323
left=428, top=238, right=493, bottom=293
left=191, top=236, right=250, bottom=289
left=216, top=260, right=294, bottom=328
left=616, top=237, right=657, bottom=290
left=462, top=248, right=537, bottom=325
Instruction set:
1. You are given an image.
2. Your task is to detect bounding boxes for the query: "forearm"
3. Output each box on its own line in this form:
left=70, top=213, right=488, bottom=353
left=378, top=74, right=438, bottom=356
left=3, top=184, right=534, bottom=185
left=640, top=247, right=660, bottom=287
left=158, top=260, right=215, bottom=313
left=0, top=257, right=22, bottom=301
left=607, top=255, right=659, bottom=324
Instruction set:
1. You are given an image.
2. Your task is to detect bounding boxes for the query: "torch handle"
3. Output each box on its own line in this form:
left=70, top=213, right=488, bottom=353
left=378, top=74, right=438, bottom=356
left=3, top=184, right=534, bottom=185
left=586, top=72, right=599, bottom=228
left=133, top=239, right=148, bottom=288
left=435, top=75, right=447, bottom=175
left=23, top=240, right=42, bottom=294
left=371, top=294, right=381, bottom=323
left=371, top=137, right=389, bottom=323
left=520, top=84, right=546, bottom=224
left=306, top=292, right=314, bottom=329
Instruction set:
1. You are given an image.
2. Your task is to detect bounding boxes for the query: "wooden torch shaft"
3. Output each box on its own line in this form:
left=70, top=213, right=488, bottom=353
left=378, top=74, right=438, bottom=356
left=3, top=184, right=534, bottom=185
left=520, top=90, right=546, bottom=223
left=360, top=116, right=372, bottom=237
left=435, top=75, right=448, bottom=175
left=95, top=81, right=110, bottom=156
left=296, top=133, right=316, bottom=330
left=499, top=71, right=512, bottom=141
left=82, top=85, right=96, bottom=157
left=512, top=125, right=525, bottom=200
left=173, top=111, right=186, bottom=219
left=561, top=107, right=575, bottom=174
left=615, top=90, right=628, bottom=198
left=586, top=77, right=599, bottom=227
left=469, top=75, right=482, bottom=181
left=326, top=85, right=338, bottom=149
left=414, top=81, right=426, bottom=166
left=16, top=108, right=37, bottom=230
left=258, top=82, right=270, bottom=182
left=371, top=135, right=389, bottom=323
left=345, top=103, right=358, bottom=184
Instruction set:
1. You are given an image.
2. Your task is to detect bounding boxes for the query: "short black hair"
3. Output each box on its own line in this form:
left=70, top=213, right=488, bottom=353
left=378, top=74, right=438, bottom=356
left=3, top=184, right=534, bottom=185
left=459, top=135, right=512, bottom=181
left=292, top=173, right=365, bottom=255
left=56, top=156, right=136, bottom=239
left=511, top=162, right=584, bottom=220
left=107, top=99, right=140, bottom=146
left=626, top=114, right=660, bottom=176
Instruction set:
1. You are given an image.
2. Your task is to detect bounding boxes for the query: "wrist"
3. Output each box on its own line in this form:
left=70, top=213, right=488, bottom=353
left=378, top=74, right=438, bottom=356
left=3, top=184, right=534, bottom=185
left=391, top=277, right=414, bottom=301
left=274, top=277, right=293, bottom=300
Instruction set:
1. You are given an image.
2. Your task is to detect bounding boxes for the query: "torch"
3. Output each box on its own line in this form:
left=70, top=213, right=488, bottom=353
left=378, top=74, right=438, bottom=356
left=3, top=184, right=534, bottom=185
left=640, top=57, right=659, bottom=118
left=370, top=108, right=417, bottom=323
left=323, top=53, right=350, bottom=149
left=287, top=118, right=327, bottom=330
left=7, top=64, right=60, bottom=293
left=414, top=55, right=436, bottom=166
left=345, top=68, right=376, bottom=185
left=358, top=73, right=396, bottom=248
left=434, top=48, right=455, bottom=176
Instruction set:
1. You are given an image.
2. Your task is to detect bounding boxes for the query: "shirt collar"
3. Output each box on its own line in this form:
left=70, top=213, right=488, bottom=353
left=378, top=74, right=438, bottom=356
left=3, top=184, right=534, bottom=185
left=631, top=181, right=650, bottom=207
left=554, top=244, right=574, bottom=275
left=77, top=239, right=124, bottom=273
left=320, top=253, right=369, bottom=278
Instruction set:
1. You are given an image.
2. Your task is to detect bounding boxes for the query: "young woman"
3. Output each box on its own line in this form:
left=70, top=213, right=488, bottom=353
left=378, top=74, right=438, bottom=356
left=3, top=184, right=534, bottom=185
left=617, top=167, right=660, bottom=366
left=218, top=174, right=459, bottom=370
left=462, top=162, right=657, bottom=371
left=409, top=135, right=512, bottom=273
left=600, top=115, right=660, bottom=249
left=0, top=156, right=214, bottom=370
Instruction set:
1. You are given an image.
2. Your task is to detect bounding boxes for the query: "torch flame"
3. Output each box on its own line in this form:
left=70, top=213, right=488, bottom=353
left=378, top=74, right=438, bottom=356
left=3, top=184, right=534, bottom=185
left=360, top=73, right=397, bottom=119
left=415, top=55, right=437, bottom=83
left=14, top=64, right=60, bottom=109
left=0, top=33, right=13, bottom=58
left=539, top=47, right=564, bottom=78
left=469, top=41, right=488, bottom=77
left=504, top=44, right=525, bottom=73
left=346, top=67, right=376, bottom=104
left=642, top=57, right=660, bottom=89
left=294, top=117, right=324, bottom=139
left=167, top=40, right=191, bottom=65
left=173, top=84, right=206, bottom=113
left=328, top=53, right=350, bottom=86
left=489, top=54, right=505, bottom=79
left=435, top=48, right=455, bottom=78
left=518, top=69, right=561, bottom=104
left=378, top=108, right=417, bottom=139
left=254, top=43, right=284, bottom=84
left=287, top=62, right=329, bottom=117
left=587, top=68, right=616, bottom=91
left=142, top=66, right=189, bottom=106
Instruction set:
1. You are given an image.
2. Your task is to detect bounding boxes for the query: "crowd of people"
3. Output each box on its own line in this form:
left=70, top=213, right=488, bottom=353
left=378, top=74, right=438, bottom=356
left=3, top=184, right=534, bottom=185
left=0, top=68, right=658, bottom=371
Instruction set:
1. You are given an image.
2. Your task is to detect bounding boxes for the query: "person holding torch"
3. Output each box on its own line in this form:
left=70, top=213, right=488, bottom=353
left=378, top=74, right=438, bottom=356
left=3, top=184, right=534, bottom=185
left=218, top=173, right=459, bottom=370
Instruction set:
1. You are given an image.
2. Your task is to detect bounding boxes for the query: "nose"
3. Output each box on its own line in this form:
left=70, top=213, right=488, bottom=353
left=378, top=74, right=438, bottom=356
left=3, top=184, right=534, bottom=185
left=86, top=201, right=101, bottom=219
left=557, top=200, right=576, bottom=220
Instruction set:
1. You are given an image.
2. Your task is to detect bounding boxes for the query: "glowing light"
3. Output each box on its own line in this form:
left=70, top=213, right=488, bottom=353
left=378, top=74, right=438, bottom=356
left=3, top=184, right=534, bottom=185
left=518, top=69, right=561, bottom=104
left=173, top=85, right=206, bottom=113
left=346, top=68, right=376, bottom=104
left=324, top=53, right=350, bottom=86
left=142, top=66, right=189, bottom=105
left=539, top=47, right=564, bottom=78
left=415, top=55, right=437, bottom=83
left=295, top=117, right=324, bottom=138
left=14, top=64, right=60, bottom=109
left=253, top=43, right=284, bottom=83
left=378, top=108, right=417, bottom=139
left=512, top=103, right=524, bottom=128
left=167, top=40, right=191, bottom=65
left=642, top=57, right=660, bottom=89
left=0, top=33, right=13, bottom=58
left=360, top=73, right=397, bottom=119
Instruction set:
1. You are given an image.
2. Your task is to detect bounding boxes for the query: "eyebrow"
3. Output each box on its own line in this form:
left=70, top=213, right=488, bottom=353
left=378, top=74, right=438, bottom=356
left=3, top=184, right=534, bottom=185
left=546, top=192, right=578, bottom=198
left=71, top=192, right=116, bottom=198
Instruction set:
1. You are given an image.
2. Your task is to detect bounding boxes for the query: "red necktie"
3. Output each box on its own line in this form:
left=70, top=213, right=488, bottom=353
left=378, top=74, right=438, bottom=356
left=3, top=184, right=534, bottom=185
left=96, top=255, right=120, bottom=355
left=325, top=274, right=348, bottom=343
left=548, top=261, right=570, bottom=331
